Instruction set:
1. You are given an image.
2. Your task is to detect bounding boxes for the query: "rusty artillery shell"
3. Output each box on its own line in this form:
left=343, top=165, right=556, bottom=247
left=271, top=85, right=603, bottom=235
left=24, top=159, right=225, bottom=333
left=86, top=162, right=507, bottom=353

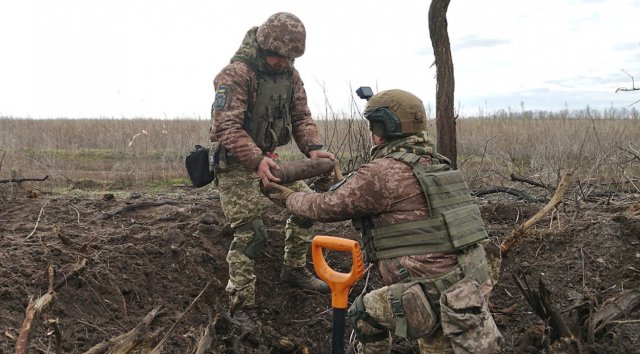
left=272, top=158, right=337, bottom=184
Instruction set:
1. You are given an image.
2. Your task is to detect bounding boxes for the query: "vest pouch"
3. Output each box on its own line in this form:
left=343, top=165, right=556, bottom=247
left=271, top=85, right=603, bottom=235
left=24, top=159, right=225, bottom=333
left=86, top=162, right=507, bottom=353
left=248, top=77, right=293, bottom=152
left=441, top=204, right=488, bottom=249
left=185, top=145, right=215, bottom=188
left=403, top=282, right=438, bottom=339
left=389, top=281, right=438, bottom=340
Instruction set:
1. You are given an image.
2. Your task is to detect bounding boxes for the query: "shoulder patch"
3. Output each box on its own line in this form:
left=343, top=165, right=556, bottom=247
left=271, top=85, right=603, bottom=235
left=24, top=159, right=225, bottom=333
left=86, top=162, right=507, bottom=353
left=213, top=86, right=228, bottom=111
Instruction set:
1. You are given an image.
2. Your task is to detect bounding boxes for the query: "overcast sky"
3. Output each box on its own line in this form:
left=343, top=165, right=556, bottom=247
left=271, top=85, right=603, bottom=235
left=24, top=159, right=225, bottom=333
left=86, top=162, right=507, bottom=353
left=1, top=0, right=639, bottom=119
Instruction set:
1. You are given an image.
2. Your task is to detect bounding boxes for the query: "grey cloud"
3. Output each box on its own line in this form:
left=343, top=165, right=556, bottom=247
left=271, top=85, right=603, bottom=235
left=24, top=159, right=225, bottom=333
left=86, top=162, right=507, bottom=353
left=614, top=42, right=640, bottom=51
left=454, top=35, right=510, bottom=51
left=457, top=76, right=637, bottom=115
left=545, top=71, right=637, bottom=88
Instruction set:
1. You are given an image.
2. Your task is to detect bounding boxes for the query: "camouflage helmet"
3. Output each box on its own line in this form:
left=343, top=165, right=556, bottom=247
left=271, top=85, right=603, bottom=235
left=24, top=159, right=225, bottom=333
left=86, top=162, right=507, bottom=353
left=256, top=12, right=306, bottom=59
left=364, top=89, right=427, bottom=139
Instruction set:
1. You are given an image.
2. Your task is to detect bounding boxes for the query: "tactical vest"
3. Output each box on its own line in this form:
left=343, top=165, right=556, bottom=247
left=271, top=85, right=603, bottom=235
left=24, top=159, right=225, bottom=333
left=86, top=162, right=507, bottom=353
left=244, top=74, right=293, bottom=153
left=354, top=151, right=488, bottom=263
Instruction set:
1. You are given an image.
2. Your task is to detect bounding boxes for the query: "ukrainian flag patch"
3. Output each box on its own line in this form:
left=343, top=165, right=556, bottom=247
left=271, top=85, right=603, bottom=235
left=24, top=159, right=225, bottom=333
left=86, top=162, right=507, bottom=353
left=213, top=86, right=227, bottom=111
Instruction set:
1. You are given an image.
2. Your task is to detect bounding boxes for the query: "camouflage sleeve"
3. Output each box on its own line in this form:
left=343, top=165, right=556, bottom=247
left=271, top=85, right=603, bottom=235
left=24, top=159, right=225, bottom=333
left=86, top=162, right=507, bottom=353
left=211, top=63, right=264, bottom=170
left=286, top=162, right=390, bottom=222
left=289, top=68, right=322, bottom=156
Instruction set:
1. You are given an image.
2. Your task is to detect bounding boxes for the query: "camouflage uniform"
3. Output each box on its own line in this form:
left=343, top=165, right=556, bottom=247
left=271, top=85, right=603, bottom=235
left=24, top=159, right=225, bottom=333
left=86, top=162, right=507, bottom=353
left=211, top=13, right=326, bottom=306
left=286, top=131, right=503, bottom=353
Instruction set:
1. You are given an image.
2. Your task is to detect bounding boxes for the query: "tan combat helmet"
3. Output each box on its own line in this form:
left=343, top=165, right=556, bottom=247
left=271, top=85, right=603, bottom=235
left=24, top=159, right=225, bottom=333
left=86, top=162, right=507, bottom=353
left=364, top=89, right=427, bottom=139
left=256, top=12, right=306, bottom=59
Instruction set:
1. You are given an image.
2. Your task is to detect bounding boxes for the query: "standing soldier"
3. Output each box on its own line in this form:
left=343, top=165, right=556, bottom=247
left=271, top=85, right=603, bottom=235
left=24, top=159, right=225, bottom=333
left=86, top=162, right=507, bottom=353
left=265, top=89, right=503, bottom=353
left=210, top=12, right=333, bottom=313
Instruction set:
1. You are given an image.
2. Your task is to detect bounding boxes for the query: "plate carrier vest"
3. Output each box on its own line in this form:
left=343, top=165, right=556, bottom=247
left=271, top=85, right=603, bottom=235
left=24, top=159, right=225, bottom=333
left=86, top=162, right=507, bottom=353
left=353, top=151, right=488, bottom=263
left=243, top=74, right=293, bottom=153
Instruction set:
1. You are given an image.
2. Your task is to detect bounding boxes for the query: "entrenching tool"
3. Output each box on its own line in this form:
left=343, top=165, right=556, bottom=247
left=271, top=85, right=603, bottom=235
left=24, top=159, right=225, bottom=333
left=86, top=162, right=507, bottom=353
left=312, top=236, right=364, bottom=354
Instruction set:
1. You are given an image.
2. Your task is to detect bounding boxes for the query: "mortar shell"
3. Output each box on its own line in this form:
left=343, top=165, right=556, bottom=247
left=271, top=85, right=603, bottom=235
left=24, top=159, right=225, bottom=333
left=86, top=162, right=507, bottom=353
left=272, top=158, right=337, bottom=184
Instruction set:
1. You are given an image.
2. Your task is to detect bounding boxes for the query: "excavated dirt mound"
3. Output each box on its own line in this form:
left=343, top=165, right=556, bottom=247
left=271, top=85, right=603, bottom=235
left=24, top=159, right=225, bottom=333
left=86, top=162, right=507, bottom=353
left=1, top=184, right=638, bottom=353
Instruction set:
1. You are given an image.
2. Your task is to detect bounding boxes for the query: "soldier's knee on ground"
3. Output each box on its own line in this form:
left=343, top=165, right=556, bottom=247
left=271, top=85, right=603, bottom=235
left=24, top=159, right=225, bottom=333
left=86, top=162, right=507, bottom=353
left=348, top=295, right=390, bottom=345
left=232, top=219, right=268, bottom=259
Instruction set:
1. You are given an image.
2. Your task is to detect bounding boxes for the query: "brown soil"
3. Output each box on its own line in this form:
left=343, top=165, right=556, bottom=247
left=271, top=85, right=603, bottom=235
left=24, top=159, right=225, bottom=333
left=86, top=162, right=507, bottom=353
left=1, top=184, right=638, bottom=353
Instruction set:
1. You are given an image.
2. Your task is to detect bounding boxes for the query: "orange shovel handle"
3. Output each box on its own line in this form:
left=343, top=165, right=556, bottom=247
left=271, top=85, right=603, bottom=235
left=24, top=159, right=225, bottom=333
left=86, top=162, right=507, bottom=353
left=312, top=236, right=365, bottom=309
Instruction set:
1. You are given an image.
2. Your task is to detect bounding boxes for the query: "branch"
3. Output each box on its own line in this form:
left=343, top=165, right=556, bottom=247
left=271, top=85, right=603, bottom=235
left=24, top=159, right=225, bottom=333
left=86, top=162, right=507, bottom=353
left=16, top=265, right=55, bottom=354
left=54, top=258, right=87, bottom=291
left=25, top=199, right=50, bottom=240
left=615, top=69, right=638, bottom=92
left=0, top=175, right=49, bottom=184
left=473, top=187, right=547, bottom=203
left=500, top=172, right=572, bottom=254
left=510, top=173, right=554, bottom=191
left=590, top=289, right=640, bottom=336
left=83, top=305, right=166, bottom=354
left=148, top=281, right=212, bottom=354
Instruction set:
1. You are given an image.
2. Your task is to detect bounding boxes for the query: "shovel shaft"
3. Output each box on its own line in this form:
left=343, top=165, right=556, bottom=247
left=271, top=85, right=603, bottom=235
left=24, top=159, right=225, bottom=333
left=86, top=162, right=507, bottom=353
left=332, top=308, right=346, bottom=354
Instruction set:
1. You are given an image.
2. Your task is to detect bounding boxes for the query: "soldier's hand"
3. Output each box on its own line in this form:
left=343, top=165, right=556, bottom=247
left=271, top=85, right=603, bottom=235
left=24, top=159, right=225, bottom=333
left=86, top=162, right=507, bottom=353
left=260, top=182, right=294, bottom=208
left=309, top=149, right=335, bottom=161
left=256, top=157, right=281, bottom=187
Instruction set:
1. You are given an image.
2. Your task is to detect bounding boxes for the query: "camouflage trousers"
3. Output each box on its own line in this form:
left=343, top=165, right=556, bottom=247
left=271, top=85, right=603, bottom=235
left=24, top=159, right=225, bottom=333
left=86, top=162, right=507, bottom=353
left=352, top=277, right=502, bottom=354
left=217, top=163, right=314, bottom=306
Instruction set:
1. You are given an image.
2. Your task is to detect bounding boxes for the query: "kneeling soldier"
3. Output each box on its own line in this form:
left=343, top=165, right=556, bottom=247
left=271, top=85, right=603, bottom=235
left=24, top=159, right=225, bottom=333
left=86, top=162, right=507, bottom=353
left=265, top=89, right=503, bottom=353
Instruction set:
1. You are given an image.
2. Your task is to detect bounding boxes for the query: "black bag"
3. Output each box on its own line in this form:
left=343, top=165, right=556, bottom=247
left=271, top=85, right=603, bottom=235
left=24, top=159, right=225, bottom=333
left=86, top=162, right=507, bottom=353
left=185, top=145, right=215, bottom=188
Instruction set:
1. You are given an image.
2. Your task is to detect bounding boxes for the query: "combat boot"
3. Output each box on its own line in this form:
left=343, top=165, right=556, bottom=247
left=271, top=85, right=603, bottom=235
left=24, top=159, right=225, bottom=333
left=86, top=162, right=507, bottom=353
left=280, top=265, right=330, bottom=293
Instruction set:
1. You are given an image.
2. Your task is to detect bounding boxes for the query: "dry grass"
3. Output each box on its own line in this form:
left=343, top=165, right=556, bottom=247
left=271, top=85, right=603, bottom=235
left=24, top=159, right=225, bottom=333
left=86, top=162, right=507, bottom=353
left=1, top=108, right=638, bottom=195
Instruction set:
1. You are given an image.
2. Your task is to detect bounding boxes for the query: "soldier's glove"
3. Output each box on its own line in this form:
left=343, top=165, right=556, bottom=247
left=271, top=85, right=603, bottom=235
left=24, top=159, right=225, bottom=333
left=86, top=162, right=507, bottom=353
left=260, top=182, right=294, bottom=208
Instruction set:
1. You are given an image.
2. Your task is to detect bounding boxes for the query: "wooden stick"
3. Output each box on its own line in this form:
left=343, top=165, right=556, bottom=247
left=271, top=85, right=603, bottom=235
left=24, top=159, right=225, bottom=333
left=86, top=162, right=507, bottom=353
left=148, top=281, right=212, bottom=354
left=500, top=172, right=572, bottom=254
left=510, top=173, right=554, bottom=191
left=54, top=258, right=87, bottom=291
left=46, top=319, right=63, bottom=354
left=0, top=175, right=49, bottom=184
left=83, top=305, right=165, bottom=354
left=93, top=200, right=178, bottom=221
left=591, top=289, right=640, bottom=334
left=16, top=265, right=55, bottom=354
left=25, top=199, right=50, bottom=240
left=473, top=187, right=547, bottom=203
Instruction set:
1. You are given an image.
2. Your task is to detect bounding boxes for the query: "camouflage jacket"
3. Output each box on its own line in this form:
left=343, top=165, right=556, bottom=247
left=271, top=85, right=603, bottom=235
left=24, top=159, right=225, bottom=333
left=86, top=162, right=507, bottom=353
left=210, top=61, right=321, bottom=171
left=286, top=156, right=460, bottom=285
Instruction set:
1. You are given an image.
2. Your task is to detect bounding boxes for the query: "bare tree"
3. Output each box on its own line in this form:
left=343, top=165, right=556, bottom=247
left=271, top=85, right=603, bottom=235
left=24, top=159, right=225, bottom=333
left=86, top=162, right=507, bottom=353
left=616, top=69, right=640, bottom=106
left=428, top=0, right=457, bottom=168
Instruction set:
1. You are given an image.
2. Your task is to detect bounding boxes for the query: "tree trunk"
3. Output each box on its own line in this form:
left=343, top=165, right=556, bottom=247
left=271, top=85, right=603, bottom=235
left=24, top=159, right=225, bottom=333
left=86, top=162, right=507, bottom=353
left=428, top=0, right=457, bottom=168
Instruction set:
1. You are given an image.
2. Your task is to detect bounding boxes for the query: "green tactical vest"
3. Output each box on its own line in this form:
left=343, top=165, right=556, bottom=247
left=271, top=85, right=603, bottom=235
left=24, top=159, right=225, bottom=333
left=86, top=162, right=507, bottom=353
left=244, top=74, right=293, bottom=153
left=353, top=151, right=488, bottom=263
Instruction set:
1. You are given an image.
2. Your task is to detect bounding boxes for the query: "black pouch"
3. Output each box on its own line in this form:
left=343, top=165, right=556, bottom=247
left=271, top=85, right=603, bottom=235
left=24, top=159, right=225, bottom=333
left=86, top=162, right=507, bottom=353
left=185, top=145, right=215, bottom=188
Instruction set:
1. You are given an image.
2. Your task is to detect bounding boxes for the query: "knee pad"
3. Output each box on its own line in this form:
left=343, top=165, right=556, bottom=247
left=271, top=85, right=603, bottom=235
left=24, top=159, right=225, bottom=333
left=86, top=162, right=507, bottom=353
left=347, top=294, right=389, bottom=343
left=234, top=219, right=268, bottom=259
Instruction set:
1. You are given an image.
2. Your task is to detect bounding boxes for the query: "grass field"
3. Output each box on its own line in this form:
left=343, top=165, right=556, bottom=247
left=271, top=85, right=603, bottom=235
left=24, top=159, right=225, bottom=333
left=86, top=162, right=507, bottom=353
left=1, top=107, right=638, bottom=193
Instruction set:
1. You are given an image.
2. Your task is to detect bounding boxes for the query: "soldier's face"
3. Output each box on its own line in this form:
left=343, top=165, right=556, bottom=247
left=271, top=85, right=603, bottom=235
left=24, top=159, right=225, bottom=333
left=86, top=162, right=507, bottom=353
left=265, top=55, right=290, bottom=72
left=371, top=133, right=385, bottom=146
